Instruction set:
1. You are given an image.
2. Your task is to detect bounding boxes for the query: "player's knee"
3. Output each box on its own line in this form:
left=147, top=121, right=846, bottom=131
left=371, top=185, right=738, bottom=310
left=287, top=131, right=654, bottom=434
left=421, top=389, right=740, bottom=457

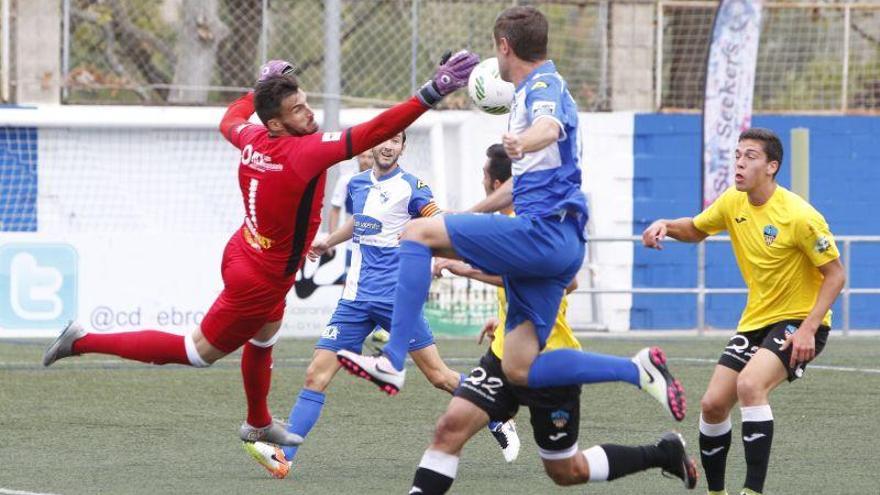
left=432, top=412, right=466, bottom=447
left=700, top=394, right=729, bottom=422
left=501, top=360, right=529, bottom=386
left=736, top=373, right=767, bottom=404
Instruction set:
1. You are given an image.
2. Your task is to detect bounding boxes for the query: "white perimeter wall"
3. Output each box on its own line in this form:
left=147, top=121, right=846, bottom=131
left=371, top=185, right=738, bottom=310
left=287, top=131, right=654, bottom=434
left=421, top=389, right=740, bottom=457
left=0, top=106, right=635, bottom=337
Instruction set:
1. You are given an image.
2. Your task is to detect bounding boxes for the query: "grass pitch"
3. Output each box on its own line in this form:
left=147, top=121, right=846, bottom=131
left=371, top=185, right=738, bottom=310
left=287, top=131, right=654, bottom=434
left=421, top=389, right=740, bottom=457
left=1, top=336, right=878, bottom=494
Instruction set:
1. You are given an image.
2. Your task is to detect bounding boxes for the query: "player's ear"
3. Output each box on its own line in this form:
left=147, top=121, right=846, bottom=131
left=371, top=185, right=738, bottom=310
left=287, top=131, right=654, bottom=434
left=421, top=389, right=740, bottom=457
left=266, top=118, right=284, bottom=134
left=767, top=160, right=779, bottom=178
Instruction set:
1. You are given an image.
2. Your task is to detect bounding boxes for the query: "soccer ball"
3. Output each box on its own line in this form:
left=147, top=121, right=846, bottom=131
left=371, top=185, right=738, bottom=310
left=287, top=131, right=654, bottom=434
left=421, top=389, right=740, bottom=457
left=467, top=57, right=515, bottom=115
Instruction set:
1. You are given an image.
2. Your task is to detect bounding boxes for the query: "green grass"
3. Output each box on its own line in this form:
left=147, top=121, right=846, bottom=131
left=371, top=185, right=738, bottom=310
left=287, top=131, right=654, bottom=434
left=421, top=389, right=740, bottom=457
left=1, top=336, right=878, bottom=494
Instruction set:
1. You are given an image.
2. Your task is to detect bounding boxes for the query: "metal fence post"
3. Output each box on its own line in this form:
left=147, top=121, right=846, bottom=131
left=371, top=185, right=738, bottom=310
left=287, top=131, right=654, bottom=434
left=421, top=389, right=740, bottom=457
left=410, top=0, right=419, bottom=95
left=61, top=0, right=70, bottom=100
left=843, top=239, right=851, bottom=336
left=697, top=241, right=706, bottom=335
left=654, top=1, right=664, bottom=111
left=259, top=0, right=269, bottom=66
left=0, top=0, right=10, bottom=102
left=323, top=0, right=341, bottom=131
left=597, top=0, right=609, bottom=110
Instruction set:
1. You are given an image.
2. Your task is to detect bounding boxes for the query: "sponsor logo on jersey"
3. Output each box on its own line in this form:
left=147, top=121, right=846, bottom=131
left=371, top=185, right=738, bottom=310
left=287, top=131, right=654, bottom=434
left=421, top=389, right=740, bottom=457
left=416, top=180, right=428, bottom=189
left=763, top=224, right=778, bottom=246
left=815, top=235, right=831, bottom=253
left=321, top=131, right=342, bottom=142
left=241, top=144, right=282, bottom=172
left=531, top=100, right=556, bottom=118
left=550, top=409, right=570, bottom=429
left=353, top=214, right=383, bottom=237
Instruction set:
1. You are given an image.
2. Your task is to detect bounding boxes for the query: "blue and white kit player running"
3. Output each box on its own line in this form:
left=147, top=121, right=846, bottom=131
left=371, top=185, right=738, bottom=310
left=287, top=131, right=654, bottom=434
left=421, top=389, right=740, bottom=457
left=338, top=27, right=687, bottom=423
left=244, top=133, right=519, bottom=479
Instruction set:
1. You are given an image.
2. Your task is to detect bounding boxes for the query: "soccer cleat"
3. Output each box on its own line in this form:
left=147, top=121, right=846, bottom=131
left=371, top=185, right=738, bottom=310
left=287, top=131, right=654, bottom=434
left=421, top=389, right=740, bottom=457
left=370, top=328, right=391, bottom=343
left=739, top=489, right=761, bottom=495
left=336, top=350, right=406, bottom=395
left=42, top=321, right=86, bottom=367
left=632, top=346, right=687, bottom=421
left=242, top=441, right=291, bottom=479
left=657, top=431, right=698, bottom=489
left=707, top=491, right=729, bottom=495
left=490, top=420, right=520, bottom=463
left=239, top=419, right=303, bottom=446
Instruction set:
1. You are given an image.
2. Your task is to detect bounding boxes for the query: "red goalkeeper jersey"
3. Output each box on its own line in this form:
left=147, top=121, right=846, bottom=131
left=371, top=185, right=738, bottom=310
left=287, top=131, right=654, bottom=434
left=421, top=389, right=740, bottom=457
left=220, top=92, right=427, bottom=279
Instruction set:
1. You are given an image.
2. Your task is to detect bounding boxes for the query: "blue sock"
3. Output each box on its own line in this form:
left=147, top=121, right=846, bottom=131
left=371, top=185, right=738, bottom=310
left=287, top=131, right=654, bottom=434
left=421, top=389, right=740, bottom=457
left=459, top=373, right=466, bottom=387
left=384, top=241, right=432, bottom=370
left=281, top=388, right=326, bottom=461
left=488, top=420, right=502, bottom=431
left=526, top=349, right=640, bottom=388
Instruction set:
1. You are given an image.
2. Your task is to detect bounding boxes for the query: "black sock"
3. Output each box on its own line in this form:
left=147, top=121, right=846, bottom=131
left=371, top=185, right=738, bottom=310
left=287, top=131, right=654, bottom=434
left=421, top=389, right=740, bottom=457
left=741, top=405, right=774, bottom=493
left=699, top=415, right=733, bottom=492
left=599, top=443, right=665, bottom=481
left=410, top=450, right=458, bottom=495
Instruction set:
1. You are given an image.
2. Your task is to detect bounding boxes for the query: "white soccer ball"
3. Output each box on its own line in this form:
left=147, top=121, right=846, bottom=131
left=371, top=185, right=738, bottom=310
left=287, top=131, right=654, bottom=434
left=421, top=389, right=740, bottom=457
left=467, top=57, right=515, bottom=115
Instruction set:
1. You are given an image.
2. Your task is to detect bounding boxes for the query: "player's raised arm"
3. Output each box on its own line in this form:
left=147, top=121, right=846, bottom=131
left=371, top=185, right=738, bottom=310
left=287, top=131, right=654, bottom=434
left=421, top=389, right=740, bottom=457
left=292, top=51, right=479, bottom=181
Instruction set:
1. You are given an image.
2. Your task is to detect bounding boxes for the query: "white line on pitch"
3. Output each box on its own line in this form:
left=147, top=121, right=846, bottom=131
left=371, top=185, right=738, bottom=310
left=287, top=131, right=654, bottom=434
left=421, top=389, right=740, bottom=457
left=6, top=356, right=880, bottom=374
left=0, top=489, right=63, bottom=495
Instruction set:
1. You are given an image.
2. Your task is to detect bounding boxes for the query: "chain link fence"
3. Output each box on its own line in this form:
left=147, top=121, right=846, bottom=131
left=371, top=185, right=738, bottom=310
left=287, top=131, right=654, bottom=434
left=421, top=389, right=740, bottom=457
left=63, top=0, right=609, bottom=110
left=659, top=0, right=880, bottom=112
left=60, top=0, right=880, bottom=113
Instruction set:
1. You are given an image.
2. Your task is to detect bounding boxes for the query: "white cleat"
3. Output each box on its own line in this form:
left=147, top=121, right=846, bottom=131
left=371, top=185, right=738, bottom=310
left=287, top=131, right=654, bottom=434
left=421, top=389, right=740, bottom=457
left=336, top=350, right=406, bottom=395
left=243, top=441, right=291, bottom=479
left=632, top=347, right=687, bottom=422
left=490, top=420, right=520, bottom=463
left=42, top=321, right=86, bottom=367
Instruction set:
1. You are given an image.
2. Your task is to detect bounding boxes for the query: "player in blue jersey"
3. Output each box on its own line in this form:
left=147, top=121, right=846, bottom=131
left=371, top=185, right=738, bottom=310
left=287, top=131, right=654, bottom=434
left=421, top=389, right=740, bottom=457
left=243, top=132, right=519, bottom=479
left=338, top=5, right=687, bottom=423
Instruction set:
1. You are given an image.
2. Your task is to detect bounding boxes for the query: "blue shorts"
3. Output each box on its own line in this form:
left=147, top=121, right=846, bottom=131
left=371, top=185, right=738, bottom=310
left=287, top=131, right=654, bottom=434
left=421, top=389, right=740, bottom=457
left=444, top=213, right=585, bottom=348
left=315, top=299, right=435, bottom=353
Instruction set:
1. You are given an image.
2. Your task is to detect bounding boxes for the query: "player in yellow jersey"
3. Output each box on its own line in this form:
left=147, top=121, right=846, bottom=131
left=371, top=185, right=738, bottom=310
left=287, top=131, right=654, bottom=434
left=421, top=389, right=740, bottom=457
left=642, top=128, right=846, bottom=495
left=411, top=143, right=697, bottom=494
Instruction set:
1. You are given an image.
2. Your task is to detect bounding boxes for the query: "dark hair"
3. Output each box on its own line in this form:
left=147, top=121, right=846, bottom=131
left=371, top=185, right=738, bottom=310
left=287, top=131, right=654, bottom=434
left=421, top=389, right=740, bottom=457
left=486, top=144, right=512, bottom=184
left=739, top=127, right=783, bottom=178
left=254, top=75, right=300, bottom=126
left=493, top=6, right=548, bottom=62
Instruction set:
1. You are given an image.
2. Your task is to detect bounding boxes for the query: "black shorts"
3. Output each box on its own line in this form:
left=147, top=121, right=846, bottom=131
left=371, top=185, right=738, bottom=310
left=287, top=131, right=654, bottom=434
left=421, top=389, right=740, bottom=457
left=455, top=351, right=582, bottom=455
left=718, top=319, right=830, bottom=382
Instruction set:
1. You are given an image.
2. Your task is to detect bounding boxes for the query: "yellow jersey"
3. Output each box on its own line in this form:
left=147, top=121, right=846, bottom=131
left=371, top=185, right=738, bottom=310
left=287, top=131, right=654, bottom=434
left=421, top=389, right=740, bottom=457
left=491, top=285, right=581, bottom=359
left=693, top=186, right=839, bottom=331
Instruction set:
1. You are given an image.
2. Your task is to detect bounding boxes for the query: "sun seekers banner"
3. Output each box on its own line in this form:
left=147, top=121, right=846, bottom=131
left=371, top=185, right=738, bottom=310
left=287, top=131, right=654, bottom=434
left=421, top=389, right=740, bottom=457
left=702, top=0, right=764, bottom=208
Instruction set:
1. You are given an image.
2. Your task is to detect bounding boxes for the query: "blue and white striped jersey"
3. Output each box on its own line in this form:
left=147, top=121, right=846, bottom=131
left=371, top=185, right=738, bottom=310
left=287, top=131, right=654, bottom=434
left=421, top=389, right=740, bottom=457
left=342, top=166, right=438, bottom=301
left=508, top=60, right=588, bottom=239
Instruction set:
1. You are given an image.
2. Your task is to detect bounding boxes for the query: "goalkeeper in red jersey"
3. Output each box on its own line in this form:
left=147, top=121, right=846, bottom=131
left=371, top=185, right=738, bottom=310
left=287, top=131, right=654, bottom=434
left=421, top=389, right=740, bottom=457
left=42, top=53, right=479, bottom=447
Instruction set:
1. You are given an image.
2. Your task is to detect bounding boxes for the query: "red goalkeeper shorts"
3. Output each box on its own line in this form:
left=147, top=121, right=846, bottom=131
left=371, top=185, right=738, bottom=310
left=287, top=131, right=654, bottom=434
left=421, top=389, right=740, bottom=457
left=200, top=236, right=294, bottom=353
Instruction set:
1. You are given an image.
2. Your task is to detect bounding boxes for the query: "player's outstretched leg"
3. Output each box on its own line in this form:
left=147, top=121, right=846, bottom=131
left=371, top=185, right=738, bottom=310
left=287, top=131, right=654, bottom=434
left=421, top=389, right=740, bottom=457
left=243, top=441, right=290, bottom=479
left=631, top=347, right=687, bottom=421
left=43, top=320, right=193, bottom=367
left=577, top=432, right=698, bottom=489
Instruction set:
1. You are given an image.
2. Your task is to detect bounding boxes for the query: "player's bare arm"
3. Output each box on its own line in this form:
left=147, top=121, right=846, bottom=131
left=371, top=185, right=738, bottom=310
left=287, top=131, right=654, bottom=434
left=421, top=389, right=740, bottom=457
left=502, top=117, right=561, bottom=159
left=468, top=177, right=512, bottom=213
left=780, top=258, right=845, bottom=367
left=642, top=217, right=708, bottom=249
left=308, top=217, right=354, bottom=261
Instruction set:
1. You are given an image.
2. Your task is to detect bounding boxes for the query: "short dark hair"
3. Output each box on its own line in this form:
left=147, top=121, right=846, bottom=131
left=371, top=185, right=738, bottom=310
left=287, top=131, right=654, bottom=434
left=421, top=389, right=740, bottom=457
left=254, top=75, right=300, bottom=126
left=493, top=6, right=548, bottom=62
left=739, top=127, right=783, bottom=178
left=486, top=144, right=512, bottom=184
